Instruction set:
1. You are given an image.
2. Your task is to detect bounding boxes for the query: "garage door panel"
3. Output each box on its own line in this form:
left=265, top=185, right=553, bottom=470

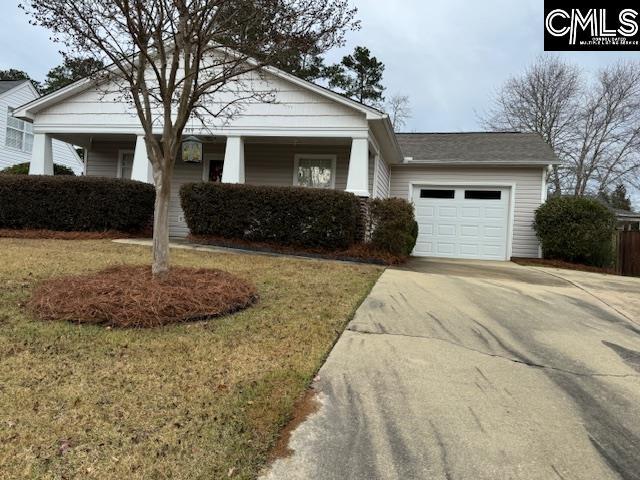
left=416, top=206, right=435, bottom=217
left=460, top=225, right=480, bottom=237
left=483, top=225, right=505, bottom=238
left=485, top=207, right=507, bottom=219
left=436, top=242, right=456, bottom=255
left=415, top=242, right=433, bottom=254
left=413, top=186, right=510, bottom=260
left=481, top=244, right=503, bottom=257
left=437, top=224, right=457, bottom=236
left=438, top=206, right=458, bottom=218
left=461, top=207, right=481, bottom=218
left=459, top=244, right=480, bottom=256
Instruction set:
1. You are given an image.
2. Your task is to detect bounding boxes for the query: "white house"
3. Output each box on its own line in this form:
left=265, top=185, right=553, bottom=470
left=0, top=80, right=83, bottom=174
left=13, top=65, right=559, bottom=261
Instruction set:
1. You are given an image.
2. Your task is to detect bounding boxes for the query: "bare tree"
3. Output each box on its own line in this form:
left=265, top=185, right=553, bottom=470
left=482, top=56, right=581, bottom=194
left=386, top=94, right=411, bottom=131
left=570, top=63, right=640, bottom=196
left=22, top=0, right=357, bottom=276
left=483, top=56, right=640, bottom=198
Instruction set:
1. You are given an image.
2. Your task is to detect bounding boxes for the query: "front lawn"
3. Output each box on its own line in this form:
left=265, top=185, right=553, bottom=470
left=0, top=239, right=382, bottom=479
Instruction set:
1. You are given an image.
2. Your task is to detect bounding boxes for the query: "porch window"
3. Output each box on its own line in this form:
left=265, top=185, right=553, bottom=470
left=294, top=154, right=336, bottom=189
left=5, top=107, right=34, bottom=153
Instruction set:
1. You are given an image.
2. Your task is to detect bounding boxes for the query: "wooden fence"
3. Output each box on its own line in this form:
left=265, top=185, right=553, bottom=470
left=616, top=231, right=640, bottom=277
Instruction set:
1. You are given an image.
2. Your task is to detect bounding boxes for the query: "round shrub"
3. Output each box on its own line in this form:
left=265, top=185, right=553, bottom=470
left=1, top=162, right=75, bottom=176
left=0, top=175, right=155, bottom=233
left=369, top=198, right=418, bottom=256
left=534, top=196, right=617, bottom=267
left=29, top=265, right=258, bottom=328
left=181, top=183, right=363, bottom=250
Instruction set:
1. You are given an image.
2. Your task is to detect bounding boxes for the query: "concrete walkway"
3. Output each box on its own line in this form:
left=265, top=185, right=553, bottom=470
left=260, top=259, right=640, bottom=480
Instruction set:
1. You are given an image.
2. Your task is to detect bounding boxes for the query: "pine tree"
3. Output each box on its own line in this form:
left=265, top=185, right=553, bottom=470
left=609, top=184, right=632, bottom=211
left=326, top=46, right=385, bottom=107
left=41, top=56, right=105, bottom=94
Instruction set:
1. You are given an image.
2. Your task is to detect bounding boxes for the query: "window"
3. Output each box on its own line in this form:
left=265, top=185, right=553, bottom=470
left=465, top=190, right=502, bottom=200
left=294, top=155, right=336, bottom=189
left=5, top=107, right=34, bottom=153
left=420, top=189, right=455, bottom=199
left=118, top=151, right=134, bottom=179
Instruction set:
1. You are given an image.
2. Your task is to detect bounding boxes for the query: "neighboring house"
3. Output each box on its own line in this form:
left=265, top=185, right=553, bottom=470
left=13, top=67, right=559, bottom=261
left=0, top=80, right=83, bottom=174
left=615, top=209, right=640, bottom=231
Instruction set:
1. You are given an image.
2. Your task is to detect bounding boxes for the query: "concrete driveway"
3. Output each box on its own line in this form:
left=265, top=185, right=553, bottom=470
left=260, top=259, right=640, bottom=480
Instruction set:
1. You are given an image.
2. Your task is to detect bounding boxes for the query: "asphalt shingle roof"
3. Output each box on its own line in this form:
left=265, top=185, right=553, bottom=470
left=395, top=132, right=560, bottom=165
left=0, top=80, right=29, bottom=96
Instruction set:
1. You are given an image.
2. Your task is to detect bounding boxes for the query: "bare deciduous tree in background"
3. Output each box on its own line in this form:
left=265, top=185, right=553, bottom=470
left=386, top=94, right=412, bottom=131
left=22, top=0, right=358, bottom=276
left=483, top=56, right=640, bottom=200
left=482, top=56, right=581, bottom=194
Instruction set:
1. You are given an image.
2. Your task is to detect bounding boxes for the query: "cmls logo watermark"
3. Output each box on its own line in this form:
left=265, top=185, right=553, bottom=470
left=544, top=3, right=640, bottom=51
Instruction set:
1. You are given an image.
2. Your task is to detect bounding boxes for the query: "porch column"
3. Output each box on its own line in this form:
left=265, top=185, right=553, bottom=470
left=29, top=133, right=53, bottom=175
left=222, top=136, right=245, bottom=184
left=131, top=135, right=154, bottom=184
left=346, top=137, right=370, bottom=197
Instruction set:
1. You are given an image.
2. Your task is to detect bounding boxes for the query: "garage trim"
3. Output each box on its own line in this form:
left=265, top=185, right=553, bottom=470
left=408, top=181, right=517, bottom=260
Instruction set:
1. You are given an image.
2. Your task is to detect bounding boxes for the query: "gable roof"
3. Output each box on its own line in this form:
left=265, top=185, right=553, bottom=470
left=396, top=132, right=560, bottom=166
left=0, top=80, right=30, bottom=97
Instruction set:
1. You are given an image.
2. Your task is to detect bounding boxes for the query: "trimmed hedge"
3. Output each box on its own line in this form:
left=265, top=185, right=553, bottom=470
left=180, top=183, right=362, bottom=249
left=369, top=198, right=419, bottom=256
left=0, top=175, right=155, bottom=232
left=1, top=162, right=75, bottom=176
left=534, top=196, right=617, bottom=267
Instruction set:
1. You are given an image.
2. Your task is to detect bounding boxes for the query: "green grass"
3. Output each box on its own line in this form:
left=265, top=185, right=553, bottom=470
left=0, top=239, right=382, bottom=479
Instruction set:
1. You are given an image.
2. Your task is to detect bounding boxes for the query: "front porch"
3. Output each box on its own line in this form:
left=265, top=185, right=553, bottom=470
left=29, top=133, right=388, bottom=237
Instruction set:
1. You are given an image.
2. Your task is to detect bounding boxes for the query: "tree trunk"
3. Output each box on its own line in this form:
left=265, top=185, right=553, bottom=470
left=552, top=165, right=562, bottom=195
left=152, top=169, right=171, bottom=276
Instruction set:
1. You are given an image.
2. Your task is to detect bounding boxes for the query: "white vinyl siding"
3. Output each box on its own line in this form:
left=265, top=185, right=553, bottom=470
left=34, top=69, right=369, bottom=135
left=245, top=144, right=351, bottom=191
left=86, top=141, right=131, bottom=177
left=390, top=165, right=546, bottom=258
left=372, top=155, right=391, bottom=199
left=0, top=82, right=84, bottom=174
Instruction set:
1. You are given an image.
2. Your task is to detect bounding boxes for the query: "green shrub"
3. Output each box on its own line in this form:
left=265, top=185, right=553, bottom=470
left=369, top=198, right=418, bottom=256
left=0, top=175, right=155, bottom=232
left=534, top=196, right=617, bottom=267
left=0, top=162, right=76, bottom=176
left=180, top=183, right=363, bottom=249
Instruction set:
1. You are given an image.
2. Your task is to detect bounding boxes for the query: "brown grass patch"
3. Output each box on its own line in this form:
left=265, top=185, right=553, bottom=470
left=29, top=265, right=258, bottom=328
left=189, top=234, right=407, bottom=265
left=0, top=229, right=149, bottom=240
left=512, top=257, right=616, bottom=275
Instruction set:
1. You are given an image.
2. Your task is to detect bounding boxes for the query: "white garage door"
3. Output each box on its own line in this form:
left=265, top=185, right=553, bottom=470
left=413, top=186, right=511, bottom=260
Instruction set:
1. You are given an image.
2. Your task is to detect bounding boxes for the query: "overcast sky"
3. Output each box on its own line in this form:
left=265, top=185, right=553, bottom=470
left=1, top=0, right=638, bottom=132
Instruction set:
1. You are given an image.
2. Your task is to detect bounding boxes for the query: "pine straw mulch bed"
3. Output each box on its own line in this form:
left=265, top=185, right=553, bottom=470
left=188, top=235, right=407, bottom=265
left=0, top=229, right=151, bottom=240
left=28, top=265, right=258, bottom=328
left=512, top=257, right=617, bottom=275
